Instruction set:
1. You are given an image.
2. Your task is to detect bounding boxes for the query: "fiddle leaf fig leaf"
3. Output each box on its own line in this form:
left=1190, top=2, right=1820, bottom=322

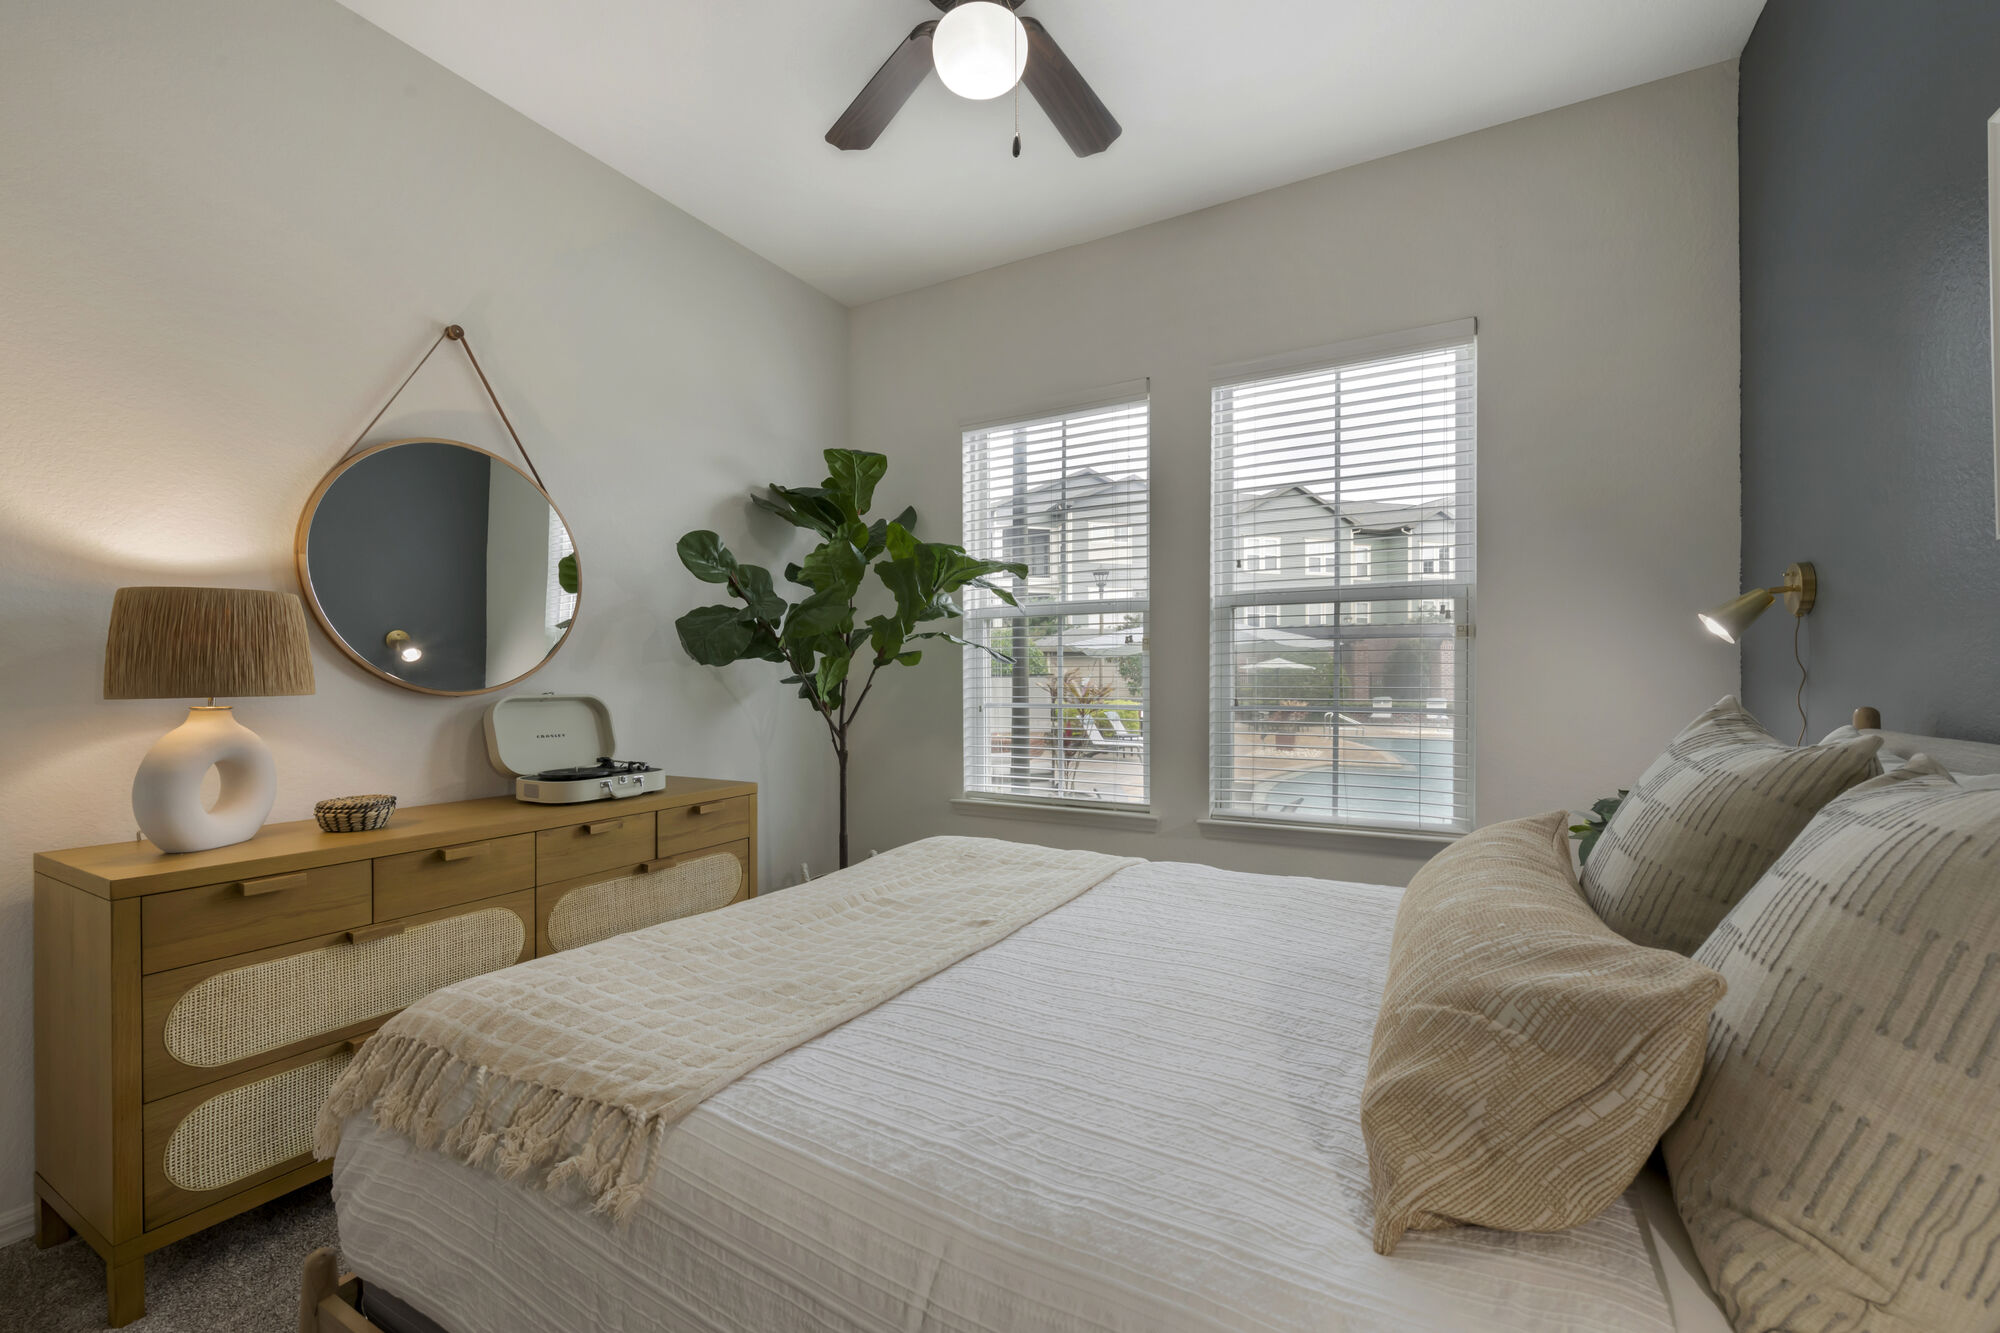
left=823, top=450, right=888, bottom=520
left=910, top=628, right=1002, bottom=660
left=730, top=563, right=788, bottom=623
left=872, top=556, right=926, bottom=630
left=784, top=588, right=853, bottom=641
left=883, top=521, right=919, bottom=562
left=677, top=531, right=739, bottom=584
left=753, top=485, right=844, bottom=538
left=744, top=622, right=786, bottom=663
left=814, top=652, right=851, bottom=704
left=676, top=604, right=754, bottom=666
left=861, top=509, right=918, bottom=560
left=798, top=541, right=865, bottom=597
left=557, top=553, right=579, bottom=595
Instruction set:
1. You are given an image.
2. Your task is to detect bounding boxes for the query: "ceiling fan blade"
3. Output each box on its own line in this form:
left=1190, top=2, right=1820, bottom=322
left=826, top=21, right=938, bottom=151
left=1019, top=18, right=1122, bottom=157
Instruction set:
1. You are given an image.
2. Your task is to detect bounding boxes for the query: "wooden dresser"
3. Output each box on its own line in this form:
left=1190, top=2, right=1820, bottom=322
left=32, top=777, right=756, bottom=1327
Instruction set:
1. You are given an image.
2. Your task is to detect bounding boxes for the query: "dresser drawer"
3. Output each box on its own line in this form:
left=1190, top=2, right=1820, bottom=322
left=143, top=1039, right=359, bottom=1229
left=536, top=813, right=655, bottom=883
left=375, top=833, right=535, bottom=920
left=537, top=841, right=750, bottom=954
left=657, top=795, right=751, bottom=858
left=140, top=892, right=532, bottom=1099
left=141, top=861, right=372, bottom=974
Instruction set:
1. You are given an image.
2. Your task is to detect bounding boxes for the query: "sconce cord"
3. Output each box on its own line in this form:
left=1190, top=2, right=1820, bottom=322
left=1793, top=612, right=1809, bottom=746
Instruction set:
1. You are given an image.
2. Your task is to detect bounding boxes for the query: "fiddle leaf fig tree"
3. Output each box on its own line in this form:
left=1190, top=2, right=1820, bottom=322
left=675, top=449, right=1026, bottom=869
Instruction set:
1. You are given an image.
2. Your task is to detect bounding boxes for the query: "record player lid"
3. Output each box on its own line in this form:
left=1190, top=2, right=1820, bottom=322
left=484, top=694, right=619, bottom=778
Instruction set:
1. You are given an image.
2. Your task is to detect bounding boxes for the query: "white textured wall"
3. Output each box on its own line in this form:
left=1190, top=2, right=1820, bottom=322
left=0, top=0, right=846, bottom=1234
left=846, top=65, right=1742, bottom=885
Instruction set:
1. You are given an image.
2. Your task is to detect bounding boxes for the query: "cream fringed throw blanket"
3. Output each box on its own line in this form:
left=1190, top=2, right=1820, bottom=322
left=315, top=836, right=1138, bottom=1221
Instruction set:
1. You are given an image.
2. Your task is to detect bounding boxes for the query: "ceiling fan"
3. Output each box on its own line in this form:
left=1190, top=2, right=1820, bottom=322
left=826, top=0, right=1122, bottom=157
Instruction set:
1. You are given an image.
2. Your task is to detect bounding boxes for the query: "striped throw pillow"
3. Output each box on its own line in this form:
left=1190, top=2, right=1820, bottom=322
left=1665, top=759, right=2000, bottom=1333
left=1362, top=810, right=1725, bottom=1254
left=1581, top=697, right=1882, bottom=954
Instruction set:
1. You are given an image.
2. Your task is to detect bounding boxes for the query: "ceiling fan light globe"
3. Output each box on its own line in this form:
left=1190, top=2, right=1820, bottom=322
left=933, top=1, right=1028, bottom=101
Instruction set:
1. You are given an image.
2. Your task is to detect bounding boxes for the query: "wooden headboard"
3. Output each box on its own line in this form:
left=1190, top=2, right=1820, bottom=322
left=1851, top=707, right=2000, bottom=776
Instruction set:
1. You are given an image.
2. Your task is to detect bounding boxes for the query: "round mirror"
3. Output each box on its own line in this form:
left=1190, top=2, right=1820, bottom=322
left=296, top=439, right=579, bottom=695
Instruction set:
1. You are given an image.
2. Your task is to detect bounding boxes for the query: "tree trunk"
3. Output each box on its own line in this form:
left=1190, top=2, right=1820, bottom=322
left=837, top=744, right=850, bottom=869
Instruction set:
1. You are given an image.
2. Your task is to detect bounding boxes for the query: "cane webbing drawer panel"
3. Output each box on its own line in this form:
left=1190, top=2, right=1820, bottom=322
left=34, top=782, right=752, bottom=1327
left=543, top=842, right=749, bottom=953
left=141, top=893, right=534, bottom=1099
left=657, top=796, right=752, bottom=859
left=144, top=1043, right=355, bottom=1228
left=374, top=833, right=534, bottom=921
left=535, top=813, right=656, bottom=883
left=140, top=861, right=371, bottom=974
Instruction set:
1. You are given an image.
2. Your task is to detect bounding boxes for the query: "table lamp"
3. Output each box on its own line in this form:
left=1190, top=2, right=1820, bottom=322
left=103, top=587, right=316, bottom=852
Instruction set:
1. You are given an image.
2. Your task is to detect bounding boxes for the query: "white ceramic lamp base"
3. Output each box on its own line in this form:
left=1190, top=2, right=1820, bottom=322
left=132, top=706, right=277, bottom=853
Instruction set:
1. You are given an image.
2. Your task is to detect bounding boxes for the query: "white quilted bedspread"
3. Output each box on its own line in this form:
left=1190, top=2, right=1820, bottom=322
left=334, top=858, right=1696, bottom=1332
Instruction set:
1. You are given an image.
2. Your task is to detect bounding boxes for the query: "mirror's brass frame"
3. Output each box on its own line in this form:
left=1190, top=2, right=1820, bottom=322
left=294, top=437, right=581, bottom=697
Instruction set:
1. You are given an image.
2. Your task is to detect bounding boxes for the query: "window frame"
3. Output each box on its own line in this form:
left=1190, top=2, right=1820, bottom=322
left=1208, top=320, right=1477, bottom=837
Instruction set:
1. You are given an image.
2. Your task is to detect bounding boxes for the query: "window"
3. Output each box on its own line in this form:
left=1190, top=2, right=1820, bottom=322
left=1240, top=534, right=1281, bottom=573
left=1209, top=321, right=1475, bottom=834
left=962, top=396, right=1150, bottom=808
left=545, top=510, right=577, bottom=642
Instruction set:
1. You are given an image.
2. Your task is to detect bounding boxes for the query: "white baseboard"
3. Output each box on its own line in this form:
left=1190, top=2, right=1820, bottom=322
left=0, top=1200, right=34, bottom=1248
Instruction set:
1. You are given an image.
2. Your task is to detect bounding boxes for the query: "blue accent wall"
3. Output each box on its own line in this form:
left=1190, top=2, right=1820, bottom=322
left=1740, top=0, right=2000, bottom=741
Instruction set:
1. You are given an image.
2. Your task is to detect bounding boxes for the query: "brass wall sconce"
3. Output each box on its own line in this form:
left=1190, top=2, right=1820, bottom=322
left=1698, top=561, right=1816, bottom=644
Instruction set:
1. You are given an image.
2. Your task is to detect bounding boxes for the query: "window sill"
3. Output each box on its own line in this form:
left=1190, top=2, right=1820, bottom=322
left=1196, top=816, right=1460, bottom=850
left=951, top=796, right=1160, bottom=833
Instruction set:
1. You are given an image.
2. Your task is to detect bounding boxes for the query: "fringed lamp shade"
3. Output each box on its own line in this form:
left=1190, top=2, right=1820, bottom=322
left=104, top=587, right=316, bottom=700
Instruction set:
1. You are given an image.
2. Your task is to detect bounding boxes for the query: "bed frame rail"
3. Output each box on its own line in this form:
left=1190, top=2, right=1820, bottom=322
left=299, top=1248, right=385, bottom=1333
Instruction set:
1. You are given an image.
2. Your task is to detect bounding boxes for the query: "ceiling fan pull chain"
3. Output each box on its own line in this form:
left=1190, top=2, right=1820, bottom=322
left=1012, top=21, right=1022, bottom=157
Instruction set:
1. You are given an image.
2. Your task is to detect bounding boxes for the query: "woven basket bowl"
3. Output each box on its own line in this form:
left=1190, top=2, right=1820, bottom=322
left=315, top=794, right=397, bottom=833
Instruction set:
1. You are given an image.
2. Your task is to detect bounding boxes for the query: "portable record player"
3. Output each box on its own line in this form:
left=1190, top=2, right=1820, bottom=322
left=484, top=694, right=666, bottom=804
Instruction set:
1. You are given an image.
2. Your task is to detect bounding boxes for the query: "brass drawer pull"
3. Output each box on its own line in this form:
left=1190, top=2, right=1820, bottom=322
left=582, top=820, right=625, bottom=836
left=345, top=923, right=405, bottom=946
left=238, top=872, right=308, bottom=898
left=440, top=842, right=489, bottom=862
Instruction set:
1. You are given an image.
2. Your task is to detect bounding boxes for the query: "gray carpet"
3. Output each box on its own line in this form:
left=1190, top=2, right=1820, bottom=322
left=0, top=1182, right=338, bottom=1331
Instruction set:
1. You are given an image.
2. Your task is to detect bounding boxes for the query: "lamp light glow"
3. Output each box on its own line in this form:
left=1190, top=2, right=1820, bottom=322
left=385, top=630, right=423, bottom=663
left=1697, top=589, right=1776, bottom=644
left=933, top=1, right=1028, bottom=101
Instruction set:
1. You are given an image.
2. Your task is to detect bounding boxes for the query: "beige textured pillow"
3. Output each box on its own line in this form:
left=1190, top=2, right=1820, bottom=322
left=1581, top=697, right=1882, bottom=954
left=1362, top=811, right=1725, bottom=1255
left=1665, top=759, right=2000, bottom=1333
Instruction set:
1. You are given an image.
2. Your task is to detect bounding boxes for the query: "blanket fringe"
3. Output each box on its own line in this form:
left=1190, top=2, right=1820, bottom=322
left=315, top=1032, right=663, bottom=1219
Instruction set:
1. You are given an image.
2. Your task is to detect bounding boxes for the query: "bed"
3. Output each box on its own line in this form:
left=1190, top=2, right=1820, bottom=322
left=325, top=853, right=1734, bottom=1332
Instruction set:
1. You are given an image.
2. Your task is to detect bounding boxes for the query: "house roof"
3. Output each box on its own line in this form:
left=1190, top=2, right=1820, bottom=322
left=1243, top=485, right=1452, bottom=533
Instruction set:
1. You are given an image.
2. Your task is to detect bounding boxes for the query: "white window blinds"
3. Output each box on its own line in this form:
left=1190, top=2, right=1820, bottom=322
left=1210, top=322, right=1475, bottom=833
left=962, top=396, right=1150, bottom=808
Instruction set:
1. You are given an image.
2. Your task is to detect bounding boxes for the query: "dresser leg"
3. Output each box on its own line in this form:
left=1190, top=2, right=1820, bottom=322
left=106, top=1255, right=146, bottom=1328
left=34, top=1194, right=74, bottom=1248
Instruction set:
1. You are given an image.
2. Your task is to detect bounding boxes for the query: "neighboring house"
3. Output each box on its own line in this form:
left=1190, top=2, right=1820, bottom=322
left=990, top=467, right=1148, bottom=605
left=1230, top=485, right=1456, bottom=628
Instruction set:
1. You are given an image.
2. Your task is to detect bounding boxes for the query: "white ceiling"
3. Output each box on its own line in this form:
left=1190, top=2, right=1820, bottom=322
left=336, top=0, right=1765, bottom=306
